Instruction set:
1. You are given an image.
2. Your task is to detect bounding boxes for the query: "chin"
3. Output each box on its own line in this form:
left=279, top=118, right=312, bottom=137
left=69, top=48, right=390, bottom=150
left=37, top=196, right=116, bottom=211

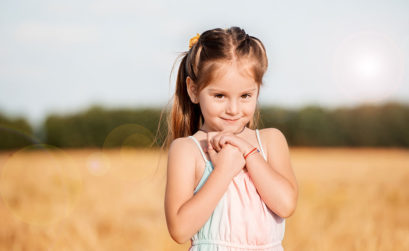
left=226, top=125, right=246, bottom=133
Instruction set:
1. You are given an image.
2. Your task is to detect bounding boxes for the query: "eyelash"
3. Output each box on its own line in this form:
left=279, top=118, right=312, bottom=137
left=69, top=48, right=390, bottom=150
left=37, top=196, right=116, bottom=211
left=214, top=94, right=252, bottom=99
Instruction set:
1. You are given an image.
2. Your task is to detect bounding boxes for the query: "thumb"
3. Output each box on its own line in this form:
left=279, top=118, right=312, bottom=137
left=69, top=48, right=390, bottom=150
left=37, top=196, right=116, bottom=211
left=207, top=143, right=217, bottom=160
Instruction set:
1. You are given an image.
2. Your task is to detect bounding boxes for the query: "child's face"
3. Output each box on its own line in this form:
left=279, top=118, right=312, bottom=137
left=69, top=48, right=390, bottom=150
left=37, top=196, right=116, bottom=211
left=197, top=62, right=259, bottom=133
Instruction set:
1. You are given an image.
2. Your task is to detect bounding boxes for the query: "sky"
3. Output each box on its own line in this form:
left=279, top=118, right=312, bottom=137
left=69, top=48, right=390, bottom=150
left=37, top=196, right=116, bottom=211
left=0, top=0, right=408, bottom=127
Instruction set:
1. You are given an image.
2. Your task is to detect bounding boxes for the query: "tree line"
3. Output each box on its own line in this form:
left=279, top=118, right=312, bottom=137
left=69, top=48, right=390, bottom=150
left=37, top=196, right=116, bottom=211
left=0, top=101, right=408, bottom=150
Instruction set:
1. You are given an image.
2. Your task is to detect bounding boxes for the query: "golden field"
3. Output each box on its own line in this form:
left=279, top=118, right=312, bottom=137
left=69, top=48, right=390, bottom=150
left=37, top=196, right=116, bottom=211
left=0, top=147, right=408, bottom=251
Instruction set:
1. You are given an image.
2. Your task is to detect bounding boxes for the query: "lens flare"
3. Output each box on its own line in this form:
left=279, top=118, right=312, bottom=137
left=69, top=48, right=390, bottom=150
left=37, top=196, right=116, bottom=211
left=103, top=124, right=153, bottom=149
left=0, top=124, right=42, bottom=147
left=331, top=30, right=405, bottom=103
left=353, top=54, right=383, bottom=79
left=86, top=151, right=111, bottom=176
left=102, top=124, right=156, bottom=183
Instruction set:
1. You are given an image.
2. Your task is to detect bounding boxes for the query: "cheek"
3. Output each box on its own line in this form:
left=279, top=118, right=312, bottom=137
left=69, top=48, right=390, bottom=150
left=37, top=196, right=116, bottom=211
left=199, top=100, right=219, bottom=116
left=243, top=101, right=257, bottom=114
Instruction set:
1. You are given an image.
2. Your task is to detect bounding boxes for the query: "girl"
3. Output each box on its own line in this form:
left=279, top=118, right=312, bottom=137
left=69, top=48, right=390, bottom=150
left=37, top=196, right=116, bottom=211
left=164, top=26, right=298, bottom=250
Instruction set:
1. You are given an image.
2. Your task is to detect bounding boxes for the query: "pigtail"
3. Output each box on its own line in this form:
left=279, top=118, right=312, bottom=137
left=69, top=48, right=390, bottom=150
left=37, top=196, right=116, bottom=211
left=160, top=51, right=202, bottom=149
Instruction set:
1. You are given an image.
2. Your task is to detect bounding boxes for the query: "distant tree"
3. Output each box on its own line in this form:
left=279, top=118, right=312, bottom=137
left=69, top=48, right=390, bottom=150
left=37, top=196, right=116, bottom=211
left=0, top=113, right=37, bottom=149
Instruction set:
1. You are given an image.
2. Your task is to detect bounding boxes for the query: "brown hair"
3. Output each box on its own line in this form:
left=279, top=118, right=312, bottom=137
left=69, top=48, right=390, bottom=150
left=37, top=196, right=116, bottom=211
left=156, top=26, right=268, bottom=150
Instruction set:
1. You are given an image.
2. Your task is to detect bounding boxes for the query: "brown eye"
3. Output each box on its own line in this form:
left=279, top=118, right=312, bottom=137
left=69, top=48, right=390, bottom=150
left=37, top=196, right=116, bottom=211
left=215, top=94, right=224, bottom=99
left=242, top=94, right=251, bottom=99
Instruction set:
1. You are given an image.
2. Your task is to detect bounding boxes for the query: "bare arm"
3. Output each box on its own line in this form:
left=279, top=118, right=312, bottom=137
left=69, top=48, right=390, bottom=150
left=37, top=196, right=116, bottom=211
left=244, top=128, right=298, bottom=218
left=164, top=138, right=232, bottom=244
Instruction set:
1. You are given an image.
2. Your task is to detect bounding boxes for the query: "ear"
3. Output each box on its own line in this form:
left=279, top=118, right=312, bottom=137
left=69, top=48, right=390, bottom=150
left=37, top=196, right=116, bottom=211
left=186, top=76, right=199, bottom=104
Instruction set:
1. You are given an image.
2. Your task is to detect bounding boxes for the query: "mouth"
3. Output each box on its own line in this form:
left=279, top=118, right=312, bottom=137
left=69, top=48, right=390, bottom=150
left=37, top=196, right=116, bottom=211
left=222, top=118, right=240, bottom=123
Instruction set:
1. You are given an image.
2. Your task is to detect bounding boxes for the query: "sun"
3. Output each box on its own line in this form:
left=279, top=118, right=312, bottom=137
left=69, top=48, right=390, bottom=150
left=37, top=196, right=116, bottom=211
left=331, top=31, right=404, bottom=103
left=353, top=53, right=383, bottom=79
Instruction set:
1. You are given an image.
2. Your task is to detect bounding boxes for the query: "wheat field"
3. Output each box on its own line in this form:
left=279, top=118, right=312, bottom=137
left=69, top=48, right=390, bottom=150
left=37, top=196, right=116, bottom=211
left=0, top=147, right=408, bottom=250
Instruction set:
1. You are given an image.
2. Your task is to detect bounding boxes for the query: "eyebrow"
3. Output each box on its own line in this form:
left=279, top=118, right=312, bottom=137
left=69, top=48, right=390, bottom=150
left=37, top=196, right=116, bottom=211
left=208, top=88, right=257, bottom=93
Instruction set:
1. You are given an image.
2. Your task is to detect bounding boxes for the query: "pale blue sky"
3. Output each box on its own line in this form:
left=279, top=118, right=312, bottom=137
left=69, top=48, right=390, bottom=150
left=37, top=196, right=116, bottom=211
left=1, top=0, right=408, bottom=126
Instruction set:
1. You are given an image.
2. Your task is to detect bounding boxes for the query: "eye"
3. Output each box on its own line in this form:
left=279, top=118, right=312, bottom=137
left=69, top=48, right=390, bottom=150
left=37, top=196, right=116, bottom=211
left=241, top=94, right=251, bottom=99
left=214, top=94, right=224, bottom=99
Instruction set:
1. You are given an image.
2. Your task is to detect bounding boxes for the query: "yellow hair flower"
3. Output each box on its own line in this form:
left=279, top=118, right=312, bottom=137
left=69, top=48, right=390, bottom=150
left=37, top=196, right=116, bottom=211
left=189, top=33, right=200, bottom=49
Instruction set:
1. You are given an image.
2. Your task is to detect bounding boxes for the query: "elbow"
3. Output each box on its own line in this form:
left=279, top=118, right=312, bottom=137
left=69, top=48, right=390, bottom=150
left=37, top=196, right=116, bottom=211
left=170, top=231, right=189, bottom=244
left=277, top=189, right=298, bottom=218
left=278, top=203, right=296, bottom=218
left=165, top=204, right=193, bottom=244
left=168, top=224, right=191, bottom=244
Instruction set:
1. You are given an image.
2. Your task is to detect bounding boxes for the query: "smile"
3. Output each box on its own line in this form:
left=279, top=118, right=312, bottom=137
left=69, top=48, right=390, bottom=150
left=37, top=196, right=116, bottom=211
left=222, top=118, right=240, bottom=122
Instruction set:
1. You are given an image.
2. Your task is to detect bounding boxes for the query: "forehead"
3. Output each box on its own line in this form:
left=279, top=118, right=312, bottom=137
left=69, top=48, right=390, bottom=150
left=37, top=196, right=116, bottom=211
left=204, top=61, right=258, bottom=92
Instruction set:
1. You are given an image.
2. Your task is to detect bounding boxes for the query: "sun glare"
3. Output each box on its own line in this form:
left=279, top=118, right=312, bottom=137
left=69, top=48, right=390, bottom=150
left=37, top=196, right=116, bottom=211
left=331, top=31, right=404, bottom=103
left=354, top=54, right=383, bottom=79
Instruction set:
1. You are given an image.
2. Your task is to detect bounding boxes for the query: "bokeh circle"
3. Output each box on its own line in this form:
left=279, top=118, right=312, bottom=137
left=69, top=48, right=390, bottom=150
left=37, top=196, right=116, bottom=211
left=0, top=144, right=83, bottom=227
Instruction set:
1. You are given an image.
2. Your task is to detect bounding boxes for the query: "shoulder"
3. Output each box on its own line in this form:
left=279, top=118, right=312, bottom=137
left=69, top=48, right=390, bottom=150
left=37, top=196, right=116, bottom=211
left=257, top=128, right=291, bottom=164
left=168, top=136, right=196, bottom=159
left=258, top=128, right=289, bottom=149
left=169, top=136, right=192, bottom=150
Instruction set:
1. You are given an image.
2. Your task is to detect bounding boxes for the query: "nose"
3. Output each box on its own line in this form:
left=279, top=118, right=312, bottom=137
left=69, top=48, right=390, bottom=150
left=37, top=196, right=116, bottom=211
left=226, top=99, right=239, bottom=115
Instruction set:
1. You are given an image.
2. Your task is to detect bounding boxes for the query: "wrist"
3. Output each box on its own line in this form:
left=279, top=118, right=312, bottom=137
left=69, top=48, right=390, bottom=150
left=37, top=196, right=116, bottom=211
left=241, top=144, right=255, bottom=155
left=243, top=147, right=259, bottom=160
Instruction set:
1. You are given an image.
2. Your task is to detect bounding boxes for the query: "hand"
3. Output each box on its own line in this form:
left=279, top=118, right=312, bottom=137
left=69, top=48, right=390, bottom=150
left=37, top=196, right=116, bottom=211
left=209, top=131, right=254, bottom=155
left=206, top=132, right=246, bottom=179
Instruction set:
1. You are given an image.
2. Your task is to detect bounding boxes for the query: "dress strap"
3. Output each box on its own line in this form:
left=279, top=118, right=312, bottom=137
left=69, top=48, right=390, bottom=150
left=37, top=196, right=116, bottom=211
left=255, top=129, right=267, bottom=160
left=188, top=136, right=208, bottom=162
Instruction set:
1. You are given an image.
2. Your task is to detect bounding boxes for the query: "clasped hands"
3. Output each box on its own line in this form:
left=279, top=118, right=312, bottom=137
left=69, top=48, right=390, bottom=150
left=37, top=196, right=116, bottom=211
left=202, top=130, right=259, bottom=178
left=202, top=132, right=254, bottom=178
left=204, top=131, right=254, bottom=157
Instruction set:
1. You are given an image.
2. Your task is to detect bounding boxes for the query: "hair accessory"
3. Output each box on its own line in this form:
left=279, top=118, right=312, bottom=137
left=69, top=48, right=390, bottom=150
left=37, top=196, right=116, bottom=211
left=189, top=33, right=200, bottom=49
left=244, top=147, right=260, bottom=160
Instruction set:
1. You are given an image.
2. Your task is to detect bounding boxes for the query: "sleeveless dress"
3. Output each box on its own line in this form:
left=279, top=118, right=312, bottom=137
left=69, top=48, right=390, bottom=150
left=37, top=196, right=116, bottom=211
left=187, top=129, right=285, bottom=251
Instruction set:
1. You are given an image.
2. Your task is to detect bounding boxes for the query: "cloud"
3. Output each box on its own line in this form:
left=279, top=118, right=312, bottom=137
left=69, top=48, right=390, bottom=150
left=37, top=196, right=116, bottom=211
left=14, top=21, right=99, bottom=46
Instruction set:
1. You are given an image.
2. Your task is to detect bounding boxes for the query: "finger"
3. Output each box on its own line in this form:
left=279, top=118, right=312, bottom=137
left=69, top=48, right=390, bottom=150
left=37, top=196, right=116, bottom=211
left=211, top=136, right=218, bottom=152
left=219, top=135, right=228, bottom=148
left=220, top=134, right=240, bottom=149
left=218, top=136, right=223, bottom=147
left=211, top=134, right=218, bottom=152
left=219, top=136, right=226, bottom=148
left=214, top=135, right=223, bottom=152
left=215, top=133, right=225, bottom=151
left=207, top=143, right=217, bottom=161
left=220, top=135, right=235, bottom=148
left=207, top=140, right=214, bottom=151
left=207, top=132, right=218, bottom=152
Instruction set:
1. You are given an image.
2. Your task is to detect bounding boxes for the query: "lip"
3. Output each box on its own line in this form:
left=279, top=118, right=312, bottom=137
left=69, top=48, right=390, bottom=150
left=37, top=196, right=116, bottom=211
left=222, top=118, right=240, bottom=123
